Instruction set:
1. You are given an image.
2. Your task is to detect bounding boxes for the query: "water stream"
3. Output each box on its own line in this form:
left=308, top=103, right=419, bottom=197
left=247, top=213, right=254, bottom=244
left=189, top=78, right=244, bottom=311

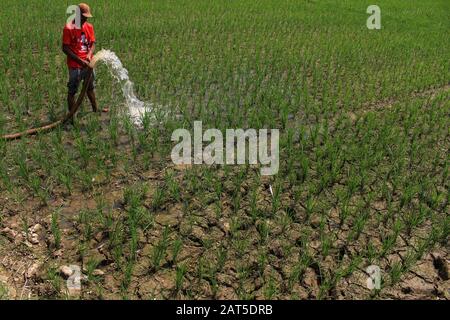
left=93, top=49, right=155, bottom=126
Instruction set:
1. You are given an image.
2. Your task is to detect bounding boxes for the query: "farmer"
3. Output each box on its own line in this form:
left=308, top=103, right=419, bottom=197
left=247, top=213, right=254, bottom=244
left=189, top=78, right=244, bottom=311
left=62, top=3, right=105, bottom=120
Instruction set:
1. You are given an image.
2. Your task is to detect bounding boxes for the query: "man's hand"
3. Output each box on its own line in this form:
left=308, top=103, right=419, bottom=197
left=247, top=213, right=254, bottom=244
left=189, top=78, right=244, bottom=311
left=63, top=45, right=92, bottom=68
left=81, top=59, right=92, bottom=69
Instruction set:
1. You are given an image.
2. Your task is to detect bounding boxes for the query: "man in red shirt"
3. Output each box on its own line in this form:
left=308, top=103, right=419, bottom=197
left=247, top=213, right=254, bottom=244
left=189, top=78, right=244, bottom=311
left=62, top=3, right=99, bottom=119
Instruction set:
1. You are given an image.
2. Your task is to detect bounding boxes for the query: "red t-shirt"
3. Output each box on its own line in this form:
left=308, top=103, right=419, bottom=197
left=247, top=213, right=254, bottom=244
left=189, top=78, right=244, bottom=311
left=62, top=22, right=96, bottom=69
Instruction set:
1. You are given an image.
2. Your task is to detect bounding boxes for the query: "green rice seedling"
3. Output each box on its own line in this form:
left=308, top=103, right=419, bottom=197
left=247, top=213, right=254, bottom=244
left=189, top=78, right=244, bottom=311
left=438, top=216, right=450, bottom=246
left=381, top=219, right=403, bottom=257
left=209, top=268, right=220, bottom=298
left=277, top=211, right=292, bottom=234
left=51, top=210, right=61, bottom=249
left=140, top=208, right=155, bottom=232
left=232, top=193, right=242, bottom=215
left=229, top=216, right=241, bottom=239
left=175, top=263, right=187, bottom=293
left=77, top=240, right=88, bottom=264
left=402, top=250, right=418, bottom=274
left=85, top=114, right=101, bottom=136
left=151, top=186, right=166, bottom=211
left=257, top=250, right=268, bottom=276
left=165, top=171, right=181, bottom=202
left=236, top=264, right=253, bottom=300
left=347, top=207, right=369, bottom=242
left=305, top=195, right=315, bottom=222
left=202, top=168, right=215, bottom=191
left=123, top=184, right=147, bottom=207
left=346, top=170, right=360, bottom=198
left=123, top=116, right=138, bottom=161
left=365, top=243, right=378, bottom=265
left=201, top=237, right=214, bottom=250
left=320, top=232, right=333, bottom=258
left=86, top=258, right=100, bottom=282
left=108, top=115, right=119, bottom=146
left=341, top=255, right=363, bottom=279
left=185, top=170, right=200, bottom=195
left=404, top=204, right=429, bottom=236
left=50, top=130, right=64, bottom=157
left=215, top=246, right=227, bottom=272
left=0, top=282, right=8, bottom=300
left=29, top=174, right=49, bottom=206
left=100, top=207, right=114, bottom=235
left=121, top=260, right=134, bottom=292
left=427, top=188, right=446, bottom=211
left=0, top=162, right=12, bottom=192
left=298, top=152, right=309, bottom=183
left=400, top=184, right=416, bottom=209
left=415, top=236, right=433, bottom=262
left=288, top=263, right=304, bottom=291
left=78, top=209, right=94, bottom=243
left=110, top=221, right=124, bottom=268
left=74, top=134, right=90, bottom=169
left=151, top=226, right=170, bottom=271
left=11, top=101, right=24, bottom=126
left=93, top=140, right=110, bottom=176
left=79, top=170, right=95, bottom=192
left=318, top=277, right=334, bottom=300
left=309, top=124, right=320, bottom=148
left=31, top=140, right=51, bottom=175
left=389, top=261, right=403, bottom=285
left=127, top=203, right=146, bottom=234
left=288, top=251, right=312, bottom=291
left=196, top=257, right=206, bottom=283
left=257, top=220, right=269, bottom=244
left=214, top=200, right=223, bottom=220
left=15, top=148, right=29, bottom=182
left=171, top=238, right=183, bottom=265
left=232, top=238, right=249, bottom=258
left=55, top=164, right=74, bottom=195
left=46, top=267, right=62, bottom=296
left=263, top=274, right=278, bottom=300
left=137, top=115, right=152, bottom=147
left=129, top=220, right=138, bottom=261
left=338, top=202, right=351, bottom=227
left=214, top=176, right=223, bottom=200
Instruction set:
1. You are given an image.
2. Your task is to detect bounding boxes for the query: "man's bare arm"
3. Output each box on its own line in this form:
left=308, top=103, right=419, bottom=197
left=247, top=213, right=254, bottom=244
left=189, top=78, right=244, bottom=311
left=87, top=42, right=96, bottom=61
left=62, top=44, right=89, bottom=67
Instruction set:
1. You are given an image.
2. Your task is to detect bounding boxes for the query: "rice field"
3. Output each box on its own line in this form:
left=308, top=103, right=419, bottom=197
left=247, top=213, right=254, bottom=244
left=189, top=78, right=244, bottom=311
left=0, top=0, right=449, bottom=300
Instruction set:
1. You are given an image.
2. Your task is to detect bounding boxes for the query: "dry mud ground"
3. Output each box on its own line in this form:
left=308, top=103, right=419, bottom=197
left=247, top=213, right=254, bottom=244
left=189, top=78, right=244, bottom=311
left=0, top=185, right=448, bottom=300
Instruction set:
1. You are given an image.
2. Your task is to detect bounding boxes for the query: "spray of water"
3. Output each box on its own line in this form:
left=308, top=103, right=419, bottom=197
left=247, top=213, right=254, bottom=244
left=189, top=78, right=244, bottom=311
left=92, top=49, right=154, bottom=126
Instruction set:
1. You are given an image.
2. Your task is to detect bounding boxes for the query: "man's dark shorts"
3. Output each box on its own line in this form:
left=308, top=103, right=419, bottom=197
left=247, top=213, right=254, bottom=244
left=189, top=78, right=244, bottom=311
left=67, top=68, right=95, bottom=96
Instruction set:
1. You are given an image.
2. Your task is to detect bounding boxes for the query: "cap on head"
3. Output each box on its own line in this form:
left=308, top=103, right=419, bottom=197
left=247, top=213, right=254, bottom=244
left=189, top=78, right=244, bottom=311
left=79, top=3, right=93, bottom=18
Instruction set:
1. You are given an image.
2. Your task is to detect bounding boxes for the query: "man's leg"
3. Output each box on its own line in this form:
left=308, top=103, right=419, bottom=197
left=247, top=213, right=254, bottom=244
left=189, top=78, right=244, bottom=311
left=87, top=89, right=98, bottom=112
left=67, top=93, right=76, bottom=124
left=67, top=69, right=80, bottom=125
left=83, top=68, right=98, bottom=112
left=83, top=69, right=109, bottom=113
